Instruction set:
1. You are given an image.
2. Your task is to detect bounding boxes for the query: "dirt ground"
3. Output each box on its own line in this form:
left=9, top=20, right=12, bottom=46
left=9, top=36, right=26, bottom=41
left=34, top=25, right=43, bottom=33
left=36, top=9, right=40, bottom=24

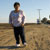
left=0, top=24, right=50, bottom=50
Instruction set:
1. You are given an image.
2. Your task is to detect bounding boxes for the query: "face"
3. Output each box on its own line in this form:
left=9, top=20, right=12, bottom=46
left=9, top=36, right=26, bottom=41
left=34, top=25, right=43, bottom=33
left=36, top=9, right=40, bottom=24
left=14, top=5, right=20, bottom=11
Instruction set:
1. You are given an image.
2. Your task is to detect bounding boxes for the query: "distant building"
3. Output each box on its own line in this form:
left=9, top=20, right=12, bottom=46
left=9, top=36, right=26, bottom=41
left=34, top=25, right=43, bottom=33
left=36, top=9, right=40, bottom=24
left=37, top=19, right=40, bottom=24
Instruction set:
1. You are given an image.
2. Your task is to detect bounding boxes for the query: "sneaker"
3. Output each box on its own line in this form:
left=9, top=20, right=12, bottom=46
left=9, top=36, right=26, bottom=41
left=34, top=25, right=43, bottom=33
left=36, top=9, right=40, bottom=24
left=16, top=44, right=20, bottom=47
left=23, top=43, right=27, bottom=46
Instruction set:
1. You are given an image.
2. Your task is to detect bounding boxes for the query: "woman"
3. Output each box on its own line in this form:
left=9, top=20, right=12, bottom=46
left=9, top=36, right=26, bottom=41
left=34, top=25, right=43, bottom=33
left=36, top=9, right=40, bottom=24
left=9, top=2, right=27, bottom=47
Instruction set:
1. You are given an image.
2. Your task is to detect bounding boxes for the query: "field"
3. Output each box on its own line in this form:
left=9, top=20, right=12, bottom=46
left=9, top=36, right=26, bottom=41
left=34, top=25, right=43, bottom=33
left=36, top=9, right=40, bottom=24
left=0, top=23, right=50, bottom=50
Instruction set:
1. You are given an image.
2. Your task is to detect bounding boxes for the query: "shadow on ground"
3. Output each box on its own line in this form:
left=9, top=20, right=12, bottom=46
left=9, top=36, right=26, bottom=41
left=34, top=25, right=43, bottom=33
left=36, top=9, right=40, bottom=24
left=0, top=45, right=25, bottom=49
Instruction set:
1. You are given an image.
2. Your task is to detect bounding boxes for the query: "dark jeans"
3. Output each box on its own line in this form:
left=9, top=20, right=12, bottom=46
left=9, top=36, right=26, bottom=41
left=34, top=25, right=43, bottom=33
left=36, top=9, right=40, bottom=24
left=13, top=26, right=26, bottom=44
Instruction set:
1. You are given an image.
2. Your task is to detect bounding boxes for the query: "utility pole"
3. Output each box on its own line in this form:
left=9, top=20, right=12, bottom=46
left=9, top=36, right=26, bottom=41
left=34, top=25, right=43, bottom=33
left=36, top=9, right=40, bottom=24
left=37, top=9, right=42, bottom=23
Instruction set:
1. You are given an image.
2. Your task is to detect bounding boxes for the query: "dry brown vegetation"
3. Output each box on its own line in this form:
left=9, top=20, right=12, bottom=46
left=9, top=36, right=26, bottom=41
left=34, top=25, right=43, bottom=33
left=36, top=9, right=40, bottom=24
left=0, top=23, right=50, bottom=50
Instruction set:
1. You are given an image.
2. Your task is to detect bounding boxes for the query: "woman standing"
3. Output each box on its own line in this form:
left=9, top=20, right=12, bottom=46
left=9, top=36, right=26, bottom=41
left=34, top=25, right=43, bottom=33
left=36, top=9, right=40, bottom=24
left=9, top=2, right=27, bottom=47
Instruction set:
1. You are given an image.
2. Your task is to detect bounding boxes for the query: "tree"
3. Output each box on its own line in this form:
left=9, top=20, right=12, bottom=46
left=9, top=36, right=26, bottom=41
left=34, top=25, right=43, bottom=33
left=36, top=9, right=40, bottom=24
left=41, top=17, right=47, bottom=23
left=47, top=20, right=50, bottom=24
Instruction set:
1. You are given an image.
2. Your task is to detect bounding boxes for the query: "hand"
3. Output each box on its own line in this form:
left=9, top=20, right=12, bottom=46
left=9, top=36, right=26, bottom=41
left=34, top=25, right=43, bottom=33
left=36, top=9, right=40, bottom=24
left=11, top=24, right=13, bottom=27
left=21, top=24, right=24, bottom=27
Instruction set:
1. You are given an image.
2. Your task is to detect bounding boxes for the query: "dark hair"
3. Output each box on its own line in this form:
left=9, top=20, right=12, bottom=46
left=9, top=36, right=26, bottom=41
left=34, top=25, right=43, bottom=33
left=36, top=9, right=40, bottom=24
left=14, top=2, right=20, bottom=7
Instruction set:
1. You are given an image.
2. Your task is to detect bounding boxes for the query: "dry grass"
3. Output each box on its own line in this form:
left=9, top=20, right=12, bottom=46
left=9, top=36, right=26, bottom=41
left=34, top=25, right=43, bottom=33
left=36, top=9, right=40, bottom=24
left=0, top=24, right=50, bottom=50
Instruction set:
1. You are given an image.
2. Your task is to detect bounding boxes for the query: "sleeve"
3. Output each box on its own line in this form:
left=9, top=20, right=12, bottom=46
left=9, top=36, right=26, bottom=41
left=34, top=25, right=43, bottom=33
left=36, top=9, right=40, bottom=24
left=22, top=11, right=26, bottom=24
left=9, top=11, right=12, bottom=24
